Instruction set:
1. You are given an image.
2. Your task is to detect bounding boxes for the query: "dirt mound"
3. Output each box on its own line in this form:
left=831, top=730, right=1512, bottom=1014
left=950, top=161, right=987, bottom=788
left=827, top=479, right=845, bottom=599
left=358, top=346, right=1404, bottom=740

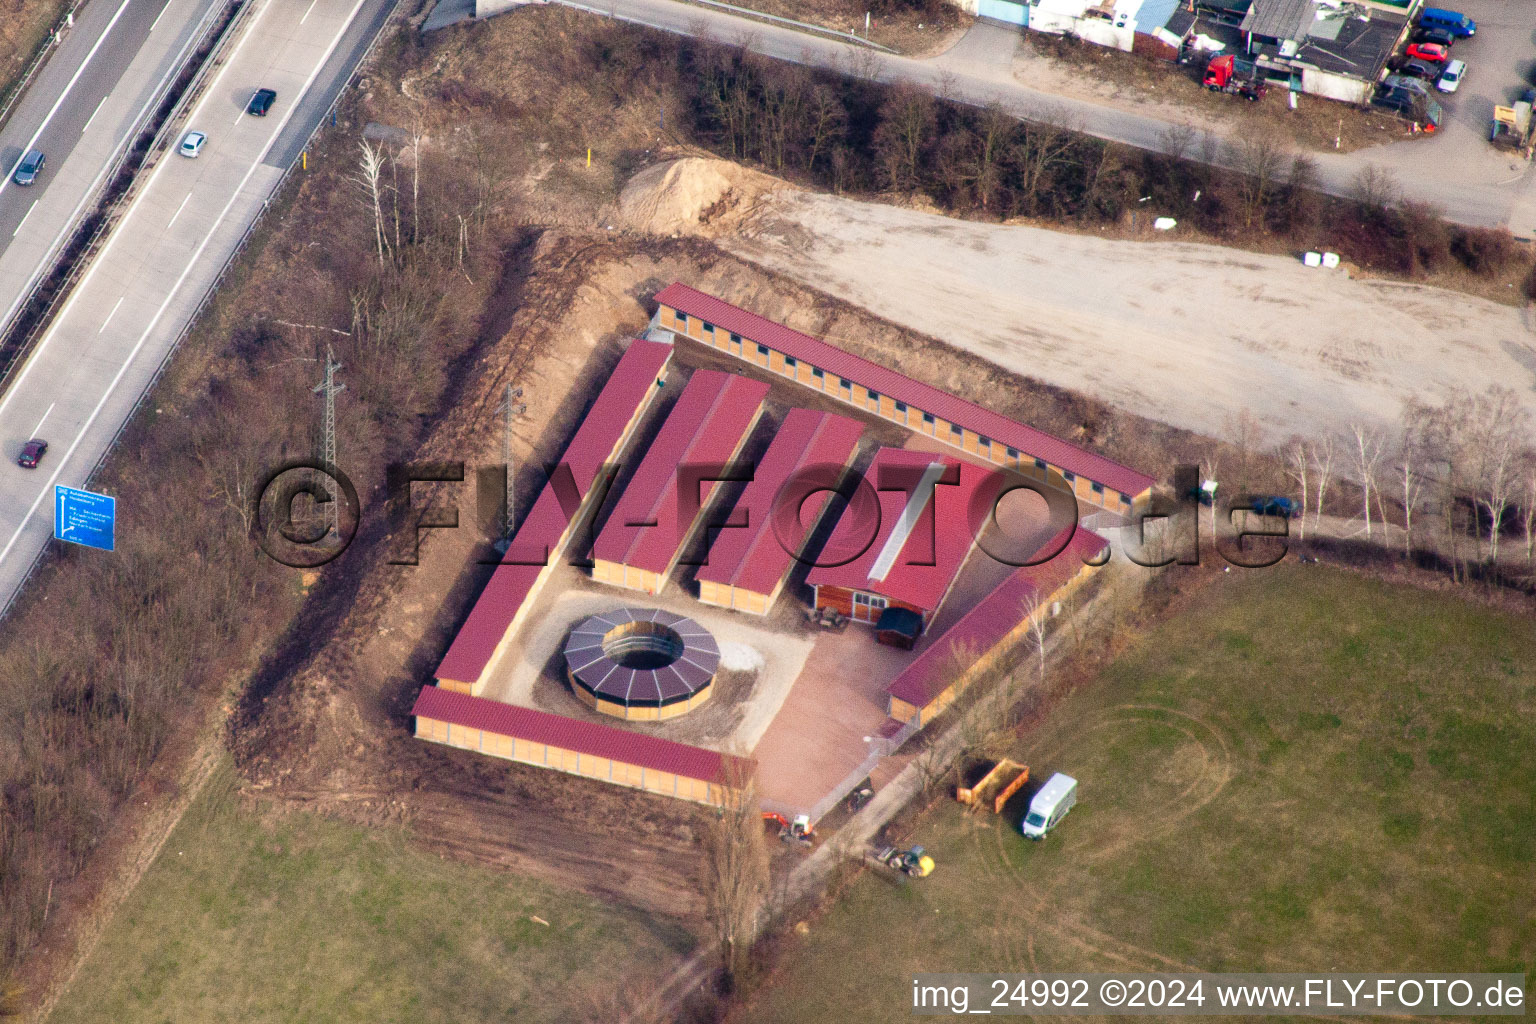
left=617, top=157, right=788, bottom=238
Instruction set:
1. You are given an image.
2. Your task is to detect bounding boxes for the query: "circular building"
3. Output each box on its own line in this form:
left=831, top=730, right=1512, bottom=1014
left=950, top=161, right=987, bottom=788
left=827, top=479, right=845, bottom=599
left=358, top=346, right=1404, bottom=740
left=563, top=609, right=720, bottom=721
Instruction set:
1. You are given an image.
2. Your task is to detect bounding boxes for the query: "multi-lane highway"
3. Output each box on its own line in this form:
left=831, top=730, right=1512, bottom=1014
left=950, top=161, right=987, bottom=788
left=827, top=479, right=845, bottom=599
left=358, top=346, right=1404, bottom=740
left=0, top=0, right=392, bottom=614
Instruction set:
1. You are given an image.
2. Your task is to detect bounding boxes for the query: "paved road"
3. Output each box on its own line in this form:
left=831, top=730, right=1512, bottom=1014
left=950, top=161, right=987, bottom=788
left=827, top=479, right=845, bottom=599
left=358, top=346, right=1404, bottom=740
left=0, top=0, right=393, bottom=615
left=0, top=0, right=225, bottom=348
left=555, top=0, right=1536, bottom=232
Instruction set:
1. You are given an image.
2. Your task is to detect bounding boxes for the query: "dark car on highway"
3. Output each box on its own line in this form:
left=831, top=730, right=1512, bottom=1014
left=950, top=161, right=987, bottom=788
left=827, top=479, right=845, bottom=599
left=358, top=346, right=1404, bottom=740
left=12, top=149, right=45, bottom=186
left=16, top=438, right=46, bottom=469
left=246, top=88, right=277, bottom=116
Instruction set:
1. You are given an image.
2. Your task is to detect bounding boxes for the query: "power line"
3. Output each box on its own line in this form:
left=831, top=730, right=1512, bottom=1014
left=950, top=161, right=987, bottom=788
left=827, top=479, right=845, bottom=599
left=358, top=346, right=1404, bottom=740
left=312, top=346, right=345, bottom=538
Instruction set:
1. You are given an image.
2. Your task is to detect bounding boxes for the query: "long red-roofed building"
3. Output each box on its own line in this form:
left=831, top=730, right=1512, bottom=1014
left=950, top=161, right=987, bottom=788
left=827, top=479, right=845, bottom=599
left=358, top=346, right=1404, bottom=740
left=806, top=447, right=991, bottom=628
left=412, top=685, right=750, bottom=806
left=651, top=283, right=1156, bottom=512
left=695, top=408, right=863, bottom=615
left=591, top=368, right=769, bottom=596
left=435, top=340, right=672, bottom=694
left=885, top=524, right=1109, bottom=725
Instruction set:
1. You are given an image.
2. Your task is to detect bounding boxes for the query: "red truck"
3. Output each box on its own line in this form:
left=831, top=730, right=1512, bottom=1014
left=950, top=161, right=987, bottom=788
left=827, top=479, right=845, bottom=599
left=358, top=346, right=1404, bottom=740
left=1204, top=55, right=1269, bottom=101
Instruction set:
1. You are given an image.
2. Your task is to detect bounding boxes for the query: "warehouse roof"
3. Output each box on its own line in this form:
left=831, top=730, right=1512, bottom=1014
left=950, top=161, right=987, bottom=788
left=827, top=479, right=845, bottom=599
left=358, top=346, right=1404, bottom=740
left=885, top=525, right=1108, bottom=708
left=696, top=408, right=863, bottom=596
left=592, top=369, right=769, bottom=575
left=655, top=283, right=1156, bottom=499
left=412, top=685, right=752, bottom=783
left=435, top=340, right=673, bottom=685
left=806, top=448, right=989, bottom=615
left=1240, top=0, right=1313, bottom=40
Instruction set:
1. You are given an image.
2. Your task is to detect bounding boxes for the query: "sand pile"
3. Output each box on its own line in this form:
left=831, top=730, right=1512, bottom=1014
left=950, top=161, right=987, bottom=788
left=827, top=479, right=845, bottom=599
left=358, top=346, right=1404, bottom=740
left=617, top=157, right=788, bottom=237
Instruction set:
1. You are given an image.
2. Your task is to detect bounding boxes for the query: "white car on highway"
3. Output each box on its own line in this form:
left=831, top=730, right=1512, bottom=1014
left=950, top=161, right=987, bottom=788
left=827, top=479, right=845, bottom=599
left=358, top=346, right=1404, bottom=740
left=179, top=131, right=207, bottom=158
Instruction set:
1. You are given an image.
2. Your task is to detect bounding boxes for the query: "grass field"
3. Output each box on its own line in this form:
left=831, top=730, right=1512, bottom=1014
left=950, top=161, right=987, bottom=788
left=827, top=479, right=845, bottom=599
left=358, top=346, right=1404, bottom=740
left=737, top=566, right=1536, bottom=1022
left=47, top=767, right=696, bottom=1024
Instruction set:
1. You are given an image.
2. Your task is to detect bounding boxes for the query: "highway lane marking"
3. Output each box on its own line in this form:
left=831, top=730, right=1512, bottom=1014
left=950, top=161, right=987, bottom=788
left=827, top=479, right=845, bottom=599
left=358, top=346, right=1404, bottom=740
left=82, top=95, right=109, bottom=133
left=0, top=0, right=137, bottom=201
left=0, top=0, right=372, bottom=579
left=167, top=191, right=192, bottom=227
left=150, top=0, right=172, bottom=31
left=99, top=296, right=125, bottom=332
left=29, top=403, right=55, bottom=437
left=232, top=104, right=248, bottom=127
left=300, top=0, right=319, bottom=23
left=12, top=201, right=38, bottom=238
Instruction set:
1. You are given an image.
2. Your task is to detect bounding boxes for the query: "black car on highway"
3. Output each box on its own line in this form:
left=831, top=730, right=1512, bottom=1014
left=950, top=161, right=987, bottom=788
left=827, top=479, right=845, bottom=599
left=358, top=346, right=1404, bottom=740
left=246, top=88, right=277, bottom=116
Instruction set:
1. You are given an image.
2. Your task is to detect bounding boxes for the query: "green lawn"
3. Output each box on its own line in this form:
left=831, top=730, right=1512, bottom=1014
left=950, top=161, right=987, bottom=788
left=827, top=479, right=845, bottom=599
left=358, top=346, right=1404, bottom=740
left=50, top=768, right=694, bottom=1024
left=739, top=566, right=1536, bottom=1023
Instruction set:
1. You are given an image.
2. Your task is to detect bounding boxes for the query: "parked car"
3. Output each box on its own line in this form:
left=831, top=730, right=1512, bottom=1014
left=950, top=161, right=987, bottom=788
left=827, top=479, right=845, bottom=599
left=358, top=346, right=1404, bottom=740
left=1382, top=74, right=1430, bottom=96
left=12, top=149, right=45, bottom=186
left=1249, top=495, right=1299, bottom=519
left=246, top=88, right=276, bottom=116
left=1436, top=59, right=1467, bottom=93
left=1418, top=7, right=1475, bottom=38
left=1413, top=26, right=1455, bottom=48
left=1397, top=59, right=1444, bottom=81
left=1021, top=773, right=1078, bottom=840
left=179, top=130, right=207, bottom=157
left=16, top=438, right=46, bottom=469
left=1406, top=42, right=1450, bottom=64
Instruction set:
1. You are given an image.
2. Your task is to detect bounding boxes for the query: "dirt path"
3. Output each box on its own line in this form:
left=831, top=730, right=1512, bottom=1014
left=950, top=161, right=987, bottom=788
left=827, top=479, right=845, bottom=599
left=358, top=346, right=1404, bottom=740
left=721, top=188, right=1536, bottom=451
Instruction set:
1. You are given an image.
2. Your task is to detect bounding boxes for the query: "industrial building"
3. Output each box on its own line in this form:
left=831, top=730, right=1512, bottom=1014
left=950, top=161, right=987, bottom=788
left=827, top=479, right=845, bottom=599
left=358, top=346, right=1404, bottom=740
left=695, top=408, right=864, bottom=615
left=412, top=685, right=749, bottom=806
left=884, top=525, right=1109, bottom=725
left=651, top=284, right=1155, bottom=513
left=590, top=369, right=769, bottom=596
left=435, top=340, right=673, bottom=696
left=805, top=448, right=992, bottom=631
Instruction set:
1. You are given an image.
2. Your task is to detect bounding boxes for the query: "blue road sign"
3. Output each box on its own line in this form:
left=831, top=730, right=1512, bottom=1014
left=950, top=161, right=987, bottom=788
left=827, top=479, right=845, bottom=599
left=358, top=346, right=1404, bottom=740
left=54, top=486, right=116, bottom=552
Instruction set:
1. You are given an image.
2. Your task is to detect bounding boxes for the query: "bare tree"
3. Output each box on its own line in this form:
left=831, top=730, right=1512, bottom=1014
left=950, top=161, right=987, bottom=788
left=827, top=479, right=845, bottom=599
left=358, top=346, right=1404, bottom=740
left=1286, top=438, right=1310, bottom=543
left=1519, top=450, right=1536, bottom=568
left=1350, top=164, right=1401, bottom=213
left=1014, top=107, right=1079, bottom=216
left=1394, top=414, right=1429, bottom=559
left=353, top=139, right=391, bottom=267
left=1231, top=130, right=1289, bottom=229
left=1310, top=436, right=1336, bottom=531
left=1158, top=120, right=1198, bottom=162
left=1349, top=423, right=1385, bottom=538
left=703, top=757, right=768, bottom=983
left=873, top=84, right=936, bottom=191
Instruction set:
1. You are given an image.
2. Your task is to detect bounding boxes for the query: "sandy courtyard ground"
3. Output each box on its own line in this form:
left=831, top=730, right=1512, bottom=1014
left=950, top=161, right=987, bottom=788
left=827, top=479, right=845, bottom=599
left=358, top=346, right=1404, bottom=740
left=482, top=570, right=814, bottom=753
left=724, top=190, right=1536, bottom=451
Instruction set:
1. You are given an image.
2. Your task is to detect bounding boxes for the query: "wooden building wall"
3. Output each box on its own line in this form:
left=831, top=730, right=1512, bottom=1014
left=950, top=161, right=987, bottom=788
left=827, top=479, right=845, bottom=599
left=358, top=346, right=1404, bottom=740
left=415, top=713, right=729, bottom=806
left=655, top=302, right=1149, bottom=513
left=888, top=555, right=1105, bottom=727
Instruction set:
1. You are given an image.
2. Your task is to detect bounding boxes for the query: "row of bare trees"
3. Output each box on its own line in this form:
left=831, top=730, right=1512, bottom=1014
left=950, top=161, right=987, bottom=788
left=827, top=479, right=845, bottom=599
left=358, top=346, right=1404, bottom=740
left=1274, top=388, right=1536, bottom=582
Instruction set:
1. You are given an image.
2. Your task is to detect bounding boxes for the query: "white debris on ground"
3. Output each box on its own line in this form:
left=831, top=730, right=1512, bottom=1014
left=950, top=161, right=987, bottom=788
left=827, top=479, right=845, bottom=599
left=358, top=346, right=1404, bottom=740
left=718, top=641, right=766, bottom=674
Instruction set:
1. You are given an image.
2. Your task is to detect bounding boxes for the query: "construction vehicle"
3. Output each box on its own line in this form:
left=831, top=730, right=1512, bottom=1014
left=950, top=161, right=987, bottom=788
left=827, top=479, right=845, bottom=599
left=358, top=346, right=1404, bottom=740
left=1203, top=56, right=1268, bottom=101
left=956, top=759, right=1030, bottom=815
left=763, top=811, right=815, bottom=847
left=1491, top=90, right=1536, bottom=157
left=875, top=844, right=935, bottom=877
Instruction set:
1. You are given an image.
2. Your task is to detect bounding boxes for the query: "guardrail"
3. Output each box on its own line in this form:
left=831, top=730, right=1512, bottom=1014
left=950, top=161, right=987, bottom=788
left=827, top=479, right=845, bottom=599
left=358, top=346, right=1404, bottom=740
left=551, top=0, right=896, bottom=53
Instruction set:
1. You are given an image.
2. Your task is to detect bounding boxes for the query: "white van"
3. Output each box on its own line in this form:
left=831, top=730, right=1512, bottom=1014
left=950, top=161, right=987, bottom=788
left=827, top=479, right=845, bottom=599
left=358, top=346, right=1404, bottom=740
left=1021, top=773, right=1077, bottom=839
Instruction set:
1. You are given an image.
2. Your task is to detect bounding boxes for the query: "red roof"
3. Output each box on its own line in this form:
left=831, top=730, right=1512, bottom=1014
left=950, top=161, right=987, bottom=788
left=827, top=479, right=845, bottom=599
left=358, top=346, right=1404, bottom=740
left=411, top=685, right=752, bottom=784
left=591, top=369, right=769, bottom=575
left=696, top=408, right=863, bottom=596
left=806, top=448, right=991, bottom=615
left=655, top=283, right=1155, bottom=499
left=885, top=525, right=1108, bottom=708
left=435, top=340, right=673, bottom=684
